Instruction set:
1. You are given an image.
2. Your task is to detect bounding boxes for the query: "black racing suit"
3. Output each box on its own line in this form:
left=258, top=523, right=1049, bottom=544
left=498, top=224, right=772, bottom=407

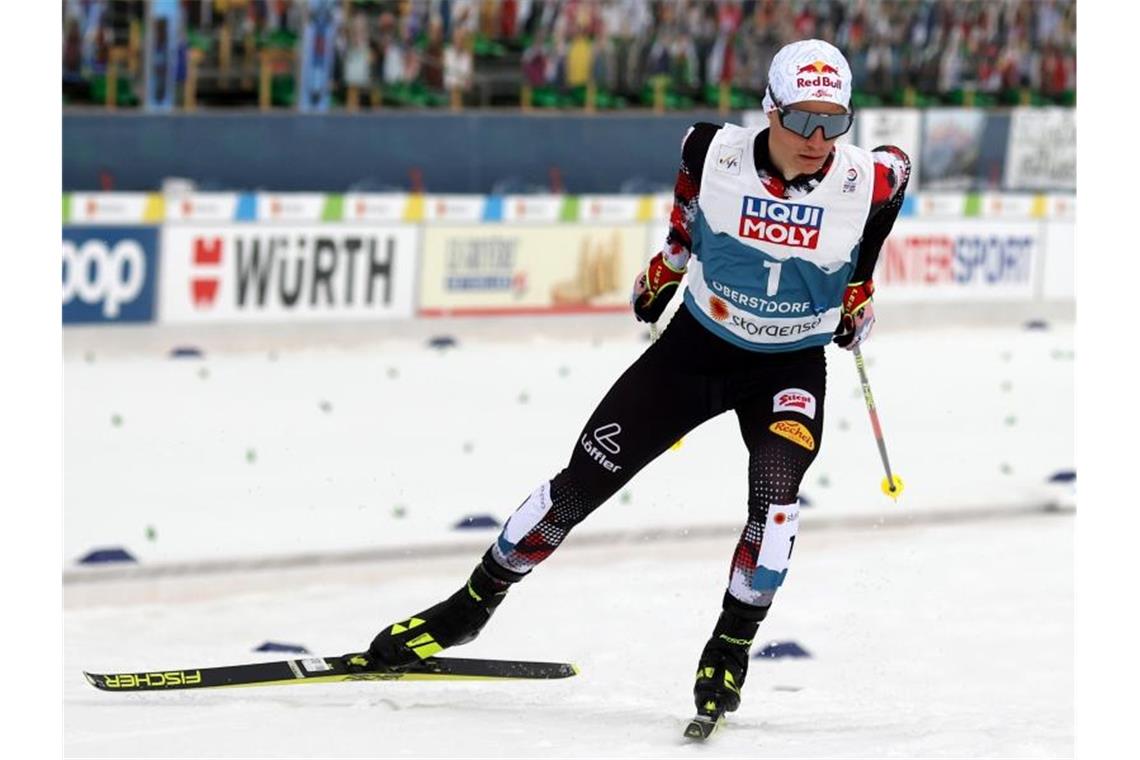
left=484, top=126, right=911, bottom=619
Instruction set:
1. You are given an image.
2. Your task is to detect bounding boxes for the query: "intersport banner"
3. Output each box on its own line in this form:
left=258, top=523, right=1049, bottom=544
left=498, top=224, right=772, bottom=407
left=874, top=219, right=1040, bottom=302
left=160, top=225, right=419, bottom=323
left=419, top=225, right=648, bottom=315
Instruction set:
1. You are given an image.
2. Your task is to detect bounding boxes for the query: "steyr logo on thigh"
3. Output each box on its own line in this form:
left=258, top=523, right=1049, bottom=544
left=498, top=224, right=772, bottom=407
left=581, top=423, right=623, bottom=472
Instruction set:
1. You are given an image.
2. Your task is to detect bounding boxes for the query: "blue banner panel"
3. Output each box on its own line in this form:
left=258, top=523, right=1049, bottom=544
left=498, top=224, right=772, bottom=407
left=145, top=0, right=182, bottom=112
left=298, top=0, right=339, bottom=113
left=63, top=226, right=160, bottom=324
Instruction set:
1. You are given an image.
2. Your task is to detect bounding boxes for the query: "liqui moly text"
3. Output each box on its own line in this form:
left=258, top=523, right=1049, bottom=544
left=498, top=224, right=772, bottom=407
left=739, top=197, right=824, bottom=249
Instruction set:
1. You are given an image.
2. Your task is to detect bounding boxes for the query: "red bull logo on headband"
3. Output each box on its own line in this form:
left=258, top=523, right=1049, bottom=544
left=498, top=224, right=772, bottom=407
left=739, top=196, right=823, bottom=249
left=795, top=60, right=842, bottom=89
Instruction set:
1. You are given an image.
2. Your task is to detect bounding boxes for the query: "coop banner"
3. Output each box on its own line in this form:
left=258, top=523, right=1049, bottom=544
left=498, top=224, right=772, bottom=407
left=873, top=219, right=1040, bottom=302
left=160, top=225, right=419, bottom=323
left=63, top=226, right=160, bottom=324
left=418, top=225, right=649, bottom=315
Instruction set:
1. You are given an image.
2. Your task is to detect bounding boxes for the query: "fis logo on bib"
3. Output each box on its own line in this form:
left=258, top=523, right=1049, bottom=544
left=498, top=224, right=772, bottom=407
left=716, top=146, right=743, bottom=175
left=738, top=197, right=823, bottom=249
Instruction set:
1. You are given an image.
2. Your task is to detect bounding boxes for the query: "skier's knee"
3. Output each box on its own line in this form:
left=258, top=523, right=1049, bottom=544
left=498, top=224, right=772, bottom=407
left=727, top=500, right=802, bottom=608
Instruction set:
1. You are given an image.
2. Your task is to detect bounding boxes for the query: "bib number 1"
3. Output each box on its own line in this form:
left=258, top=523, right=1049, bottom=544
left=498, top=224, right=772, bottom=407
left=762, top=261, right=782, bottom=297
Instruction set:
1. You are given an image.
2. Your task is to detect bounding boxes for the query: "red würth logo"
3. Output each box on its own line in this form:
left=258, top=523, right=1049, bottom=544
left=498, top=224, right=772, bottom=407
left=192, top=237, right=223, bottom=308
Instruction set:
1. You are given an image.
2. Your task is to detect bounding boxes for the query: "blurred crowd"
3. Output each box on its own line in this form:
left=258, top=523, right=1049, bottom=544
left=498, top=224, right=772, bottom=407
left=63, top=0, right=1076, bottom=110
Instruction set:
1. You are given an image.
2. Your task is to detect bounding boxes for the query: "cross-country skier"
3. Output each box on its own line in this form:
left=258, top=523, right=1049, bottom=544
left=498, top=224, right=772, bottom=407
left=351, top=38, right=911, bottom=723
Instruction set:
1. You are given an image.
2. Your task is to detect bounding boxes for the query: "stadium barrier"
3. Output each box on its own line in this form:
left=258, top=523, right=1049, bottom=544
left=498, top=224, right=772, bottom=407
left=63, top=191, right=1074, bottom=325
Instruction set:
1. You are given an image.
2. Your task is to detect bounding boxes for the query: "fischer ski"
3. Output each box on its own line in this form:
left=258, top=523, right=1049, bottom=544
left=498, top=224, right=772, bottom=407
left=84, top=653, right=578, bottom=693
left=683, top=702, right=727, bottom=741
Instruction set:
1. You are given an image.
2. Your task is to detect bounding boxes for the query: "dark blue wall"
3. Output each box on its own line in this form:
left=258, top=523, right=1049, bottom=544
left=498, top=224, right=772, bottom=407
left=63, top=111, right=735, bottom=193
left=63, top=110, right=1022, bottom=193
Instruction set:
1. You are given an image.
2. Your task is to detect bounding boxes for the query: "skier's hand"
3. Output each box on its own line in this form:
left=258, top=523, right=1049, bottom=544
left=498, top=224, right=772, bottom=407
left=833, top=280, right=876, bottom=350
left=632, top=251, right=686, bottom=323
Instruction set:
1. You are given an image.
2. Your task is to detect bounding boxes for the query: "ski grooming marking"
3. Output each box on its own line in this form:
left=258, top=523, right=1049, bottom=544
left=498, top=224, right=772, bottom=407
left=83, top=655, right=578, bottom=692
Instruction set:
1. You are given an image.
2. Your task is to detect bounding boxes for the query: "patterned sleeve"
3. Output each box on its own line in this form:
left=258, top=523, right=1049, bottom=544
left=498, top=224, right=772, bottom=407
left=851, top=145, right=912, bottom=284
left=661, top=122, right=721, bottom=270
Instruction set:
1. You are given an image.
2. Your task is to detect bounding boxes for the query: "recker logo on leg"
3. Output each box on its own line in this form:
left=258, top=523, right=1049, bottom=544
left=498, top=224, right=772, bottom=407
left=769, top=420, right=815, bottom=451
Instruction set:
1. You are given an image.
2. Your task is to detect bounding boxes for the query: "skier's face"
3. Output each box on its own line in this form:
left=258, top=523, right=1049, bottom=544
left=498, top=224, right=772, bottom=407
left=767, top=100, right=848, bottom=179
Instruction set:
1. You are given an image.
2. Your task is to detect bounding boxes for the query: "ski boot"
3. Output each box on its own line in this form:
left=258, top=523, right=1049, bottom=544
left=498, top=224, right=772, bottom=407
left=692, top=600, right=766, bottom=716
left=348, top=551, right=519, bottom=671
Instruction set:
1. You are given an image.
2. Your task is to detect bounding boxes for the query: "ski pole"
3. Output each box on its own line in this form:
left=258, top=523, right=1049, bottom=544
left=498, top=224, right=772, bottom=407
left=853, top=346, right=904, bottom=500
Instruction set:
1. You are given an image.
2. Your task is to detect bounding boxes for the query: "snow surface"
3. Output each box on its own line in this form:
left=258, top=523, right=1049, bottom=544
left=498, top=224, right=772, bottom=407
left=65, top=512, right=1073, bottom=758
left=63, top=314, right=1075, bottom=757
left=63, top=317, right=1074, bottom=569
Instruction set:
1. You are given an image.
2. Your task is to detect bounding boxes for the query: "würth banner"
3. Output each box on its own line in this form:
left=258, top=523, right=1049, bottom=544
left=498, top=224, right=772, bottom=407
left=160, top=225, right=419, bottom=323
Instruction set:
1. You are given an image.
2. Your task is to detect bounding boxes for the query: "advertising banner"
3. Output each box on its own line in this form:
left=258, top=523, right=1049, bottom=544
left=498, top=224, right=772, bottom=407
left=578, top=195, right=641, bottom=224
left=67, top=0, right=104, bottom=76
left=165, top=193, right=242, bottom=223
left=424, top=195, right=486, bottom=223
left=419, top=225, right=648, bottom=315
left=500, top=195, right=565, bottom=223
left=1004, top=108, right=1076, bottom=191
left=914, top=193, right=968, bottom=217
left=920, top=109, right=988, bottom=190
left=343, top=194, right=411, bottom=223
left=874, top=220, right=1040, bottom=302
left=256, top=193, right=332, bottom=223
left=297, top=0, right=339, bottom=113
left=160, top=225, right=419, bottom=323
left=1041, top=221, right=1075, bottom=300
left=1047, top=193, right=1075, bottom=219
left=979, top=193, right=1037, bottom=219
left=649, top=193, right=673, bottom=222
left=143, top=0, right=181, bottom=112
left=856, top=108, right=922, bottom=186
left=70, top=193, right=164, bottom=224
left=63, top=226, right=160, bottom=324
